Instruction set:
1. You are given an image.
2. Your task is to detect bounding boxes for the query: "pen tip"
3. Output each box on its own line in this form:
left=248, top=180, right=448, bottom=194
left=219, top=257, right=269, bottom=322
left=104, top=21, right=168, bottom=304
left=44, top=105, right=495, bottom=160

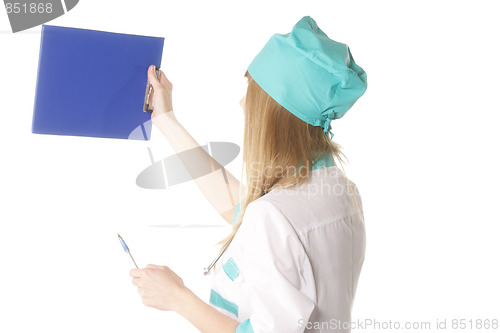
left=117, top=233, right=122, bottom=240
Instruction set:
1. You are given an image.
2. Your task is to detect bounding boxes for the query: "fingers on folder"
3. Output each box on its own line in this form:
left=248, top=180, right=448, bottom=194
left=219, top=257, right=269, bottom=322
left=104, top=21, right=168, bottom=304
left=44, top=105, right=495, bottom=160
left=148, top=65, right=172, bottom=89
left=148, top=65, right=161, bottom=90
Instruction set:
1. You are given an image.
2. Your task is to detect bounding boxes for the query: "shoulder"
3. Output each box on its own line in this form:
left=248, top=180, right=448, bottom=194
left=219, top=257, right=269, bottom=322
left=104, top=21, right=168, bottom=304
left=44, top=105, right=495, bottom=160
left=239, top=197, right=301, bottom=246
left=242, top=198, right=290, bottom=231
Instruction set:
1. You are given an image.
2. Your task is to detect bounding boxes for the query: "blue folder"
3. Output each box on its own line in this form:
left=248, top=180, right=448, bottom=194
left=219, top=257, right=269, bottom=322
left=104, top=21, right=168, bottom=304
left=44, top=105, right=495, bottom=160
left=32, top=25, right=164, bottom=140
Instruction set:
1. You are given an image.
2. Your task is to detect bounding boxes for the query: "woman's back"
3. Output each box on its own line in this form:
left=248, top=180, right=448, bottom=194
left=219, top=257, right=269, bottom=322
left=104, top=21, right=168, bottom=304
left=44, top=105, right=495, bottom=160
left=257, top=164, right=366, bottom=332
left=210, top=163, right=366, bottom=333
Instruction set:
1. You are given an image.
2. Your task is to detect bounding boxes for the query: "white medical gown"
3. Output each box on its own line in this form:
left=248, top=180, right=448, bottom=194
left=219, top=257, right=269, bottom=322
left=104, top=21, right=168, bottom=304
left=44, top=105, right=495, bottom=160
left=209, top=162, right=366, bottom=333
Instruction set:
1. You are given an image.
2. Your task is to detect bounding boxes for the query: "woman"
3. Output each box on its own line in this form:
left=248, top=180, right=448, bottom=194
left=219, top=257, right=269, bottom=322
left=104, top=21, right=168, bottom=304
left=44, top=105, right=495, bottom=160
left=130, top=16, right=367, bottom=333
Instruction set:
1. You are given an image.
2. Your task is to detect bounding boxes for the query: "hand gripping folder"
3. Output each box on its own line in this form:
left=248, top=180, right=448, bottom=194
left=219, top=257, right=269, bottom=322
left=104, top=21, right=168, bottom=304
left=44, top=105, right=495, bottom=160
left=32, top=25, right=164, bottom=140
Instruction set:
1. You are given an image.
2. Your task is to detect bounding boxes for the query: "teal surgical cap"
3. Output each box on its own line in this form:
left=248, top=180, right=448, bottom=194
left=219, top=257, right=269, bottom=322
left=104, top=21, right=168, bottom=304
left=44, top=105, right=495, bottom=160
left=247, top=16, right=367, bottom=139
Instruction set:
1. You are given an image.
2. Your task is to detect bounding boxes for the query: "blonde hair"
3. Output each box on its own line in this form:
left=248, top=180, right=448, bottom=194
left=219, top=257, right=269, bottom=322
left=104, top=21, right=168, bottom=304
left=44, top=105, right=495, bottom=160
left=216, top=70, right=360, bottom=255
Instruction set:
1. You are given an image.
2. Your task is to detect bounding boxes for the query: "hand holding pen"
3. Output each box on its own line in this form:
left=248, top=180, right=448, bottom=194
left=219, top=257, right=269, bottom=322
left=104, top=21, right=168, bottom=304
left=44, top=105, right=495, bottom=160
left=118, top=233, right=188, bottom=312
left=117, top=233, right=138, bottom=268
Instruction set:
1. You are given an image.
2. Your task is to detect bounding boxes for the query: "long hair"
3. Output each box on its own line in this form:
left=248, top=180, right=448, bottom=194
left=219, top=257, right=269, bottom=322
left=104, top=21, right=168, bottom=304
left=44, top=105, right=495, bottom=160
left=216, top=70, right=358, bottom=255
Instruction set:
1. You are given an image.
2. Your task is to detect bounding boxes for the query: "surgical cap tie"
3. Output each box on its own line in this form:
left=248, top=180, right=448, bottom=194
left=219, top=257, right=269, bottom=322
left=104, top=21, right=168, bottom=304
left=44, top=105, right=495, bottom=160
left=323, top=120, right=334, bottom=139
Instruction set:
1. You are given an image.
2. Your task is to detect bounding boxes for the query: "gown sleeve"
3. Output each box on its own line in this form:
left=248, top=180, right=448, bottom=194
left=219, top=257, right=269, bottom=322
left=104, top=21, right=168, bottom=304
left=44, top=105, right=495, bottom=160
left=235, top=200, right=316, bottom=333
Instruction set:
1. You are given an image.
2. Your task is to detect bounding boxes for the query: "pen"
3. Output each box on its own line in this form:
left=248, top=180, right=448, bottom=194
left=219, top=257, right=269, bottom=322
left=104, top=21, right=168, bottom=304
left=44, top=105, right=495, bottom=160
left=117, top=233, right=138, bottom=268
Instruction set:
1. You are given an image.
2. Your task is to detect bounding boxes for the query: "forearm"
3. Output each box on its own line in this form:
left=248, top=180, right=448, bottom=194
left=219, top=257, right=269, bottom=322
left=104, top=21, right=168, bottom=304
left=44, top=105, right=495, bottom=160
left=153, top=112, right=245, bottom=224
left=176, top=287, right=240, bottom=333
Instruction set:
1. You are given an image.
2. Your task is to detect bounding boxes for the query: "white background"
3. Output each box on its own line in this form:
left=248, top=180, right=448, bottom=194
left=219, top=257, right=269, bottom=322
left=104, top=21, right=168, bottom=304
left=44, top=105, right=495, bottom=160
left=1, top=1, right=499, bottom=332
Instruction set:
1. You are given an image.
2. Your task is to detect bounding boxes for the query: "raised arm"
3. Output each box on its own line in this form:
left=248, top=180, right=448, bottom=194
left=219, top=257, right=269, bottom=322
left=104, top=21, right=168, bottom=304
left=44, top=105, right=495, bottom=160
left=147, top=65, right=245, bottom=224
